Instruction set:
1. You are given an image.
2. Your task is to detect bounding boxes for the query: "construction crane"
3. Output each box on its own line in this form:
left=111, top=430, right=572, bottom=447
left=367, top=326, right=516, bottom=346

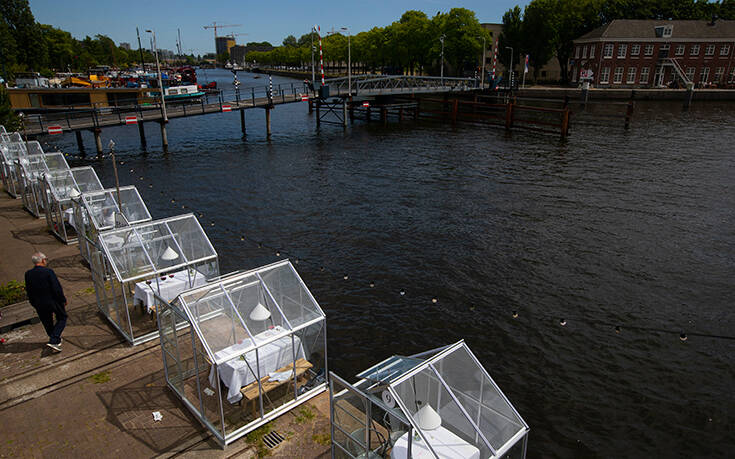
left=202, top=22, right=242, bottom=39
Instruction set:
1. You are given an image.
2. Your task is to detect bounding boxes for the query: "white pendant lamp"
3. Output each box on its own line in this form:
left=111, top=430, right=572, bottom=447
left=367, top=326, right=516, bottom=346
left=249, top=302, right=271, bottom=321
left=69, top=188, right=81, bottom=199
left=160, top=246, right=179, bottom=261
left=414, top=404, right=442, bottom=430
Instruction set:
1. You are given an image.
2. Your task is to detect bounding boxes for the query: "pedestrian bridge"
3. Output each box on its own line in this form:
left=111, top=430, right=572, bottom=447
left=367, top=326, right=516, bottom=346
left=323, top=74, right=479, bottom=96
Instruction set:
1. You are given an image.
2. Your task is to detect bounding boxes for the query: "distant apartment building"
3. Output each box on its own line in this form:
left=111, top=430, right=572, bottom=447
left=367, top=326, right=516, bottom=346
left=572, top=19, right=735, bottom=88
left=120, top=42, right=131, bottom=50
left=215, top=36, right=236, bottom=56
left=230, top=45, right=247, bottom=65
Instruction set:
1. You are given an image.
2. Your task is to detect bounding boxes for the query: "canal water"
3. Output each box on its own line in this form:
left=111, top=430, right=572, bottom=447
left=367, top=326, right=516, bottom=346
left=47, top=70, right=734, bottom=457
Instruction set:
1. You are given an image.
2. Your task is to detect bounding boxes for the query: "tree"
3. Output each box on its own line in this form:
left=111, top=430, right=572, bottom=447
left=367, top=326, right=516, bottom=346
left=0, top=87, right=21, bottom=131
left=520, top=3, right=556, bottom=81
left=282, top=35, right=297, bottom=47
left=432, top=8, right=488, bottom=76
left=499, top=6, right=524, bottom=72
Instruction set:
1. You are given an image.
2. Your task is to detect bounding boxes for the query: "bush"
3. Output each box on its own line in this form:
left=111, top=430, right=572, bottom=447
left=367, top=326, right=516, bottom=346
left=0, top=280, right=27, bottom=306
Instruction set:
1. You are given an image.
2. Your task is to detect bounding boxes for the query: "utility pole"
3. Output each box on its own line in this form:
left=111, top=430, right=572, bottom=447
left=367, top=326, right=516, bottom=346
left=146, top=30, right=168, bottom=122
left=136, top=27, right=145, bottom=71
left=506, top=46, right=514, bottom=91
left=479, top=36, right=486, bottom=89
left=311, top=28, right=316, bottom=88
left=341, top=27, right=351, bottom=94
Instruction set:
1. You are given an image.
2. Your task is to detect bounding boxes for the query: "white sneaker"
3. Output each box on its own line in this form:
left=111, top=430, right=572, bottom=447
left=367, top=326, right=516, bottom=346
left=46, top=343, right=62, bottom=352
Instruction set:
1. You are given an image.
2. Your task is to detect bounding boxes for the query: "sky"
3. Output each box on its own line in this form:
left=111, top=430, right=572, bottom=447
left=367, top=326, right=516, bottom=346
left=28, top=0, right=528, bottom=56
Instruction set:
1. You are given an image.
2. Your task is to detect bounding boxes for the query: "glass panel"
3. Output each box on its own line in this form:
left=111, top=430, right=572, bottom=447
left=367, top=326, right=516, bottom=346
left=166, top=216, right=216, bottom=264
left=392, top=366, right=488, bottom=459
left=332, top=378, right=369, bottom=457
left=259, top=263, right=323, bottom=327
left=193, top=332, right=223, bottom=438
left=358, top=356, right=424, bottom=385
left=70, top=167, right=103, bottom=194
left=101, top=227, right=155, bottom=281
left=438, top=346, right=522, bottom=453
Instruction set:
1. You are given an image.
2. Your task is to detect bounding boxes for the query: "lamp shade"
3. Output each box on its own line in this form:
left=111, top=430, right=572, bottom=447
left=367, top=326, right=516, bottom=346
left=69, top=188, right=81, bottom=199
left=160, top=246, right=180, bottom=261
left=249, top=302, right=271, bottom=321
left=414, top=404, right=442, bottom=430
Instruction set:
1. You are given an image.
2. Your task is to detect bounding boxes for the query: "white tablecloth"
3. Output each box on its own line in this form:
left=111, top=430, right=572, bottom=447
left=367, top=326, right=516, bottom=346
left=134, top=269, right=208, bottom=312
left=64, top=208, right=77, bottom=230
left=391, top=426, right=480, bottom=459
left=208, top=326, right=306, bottom=403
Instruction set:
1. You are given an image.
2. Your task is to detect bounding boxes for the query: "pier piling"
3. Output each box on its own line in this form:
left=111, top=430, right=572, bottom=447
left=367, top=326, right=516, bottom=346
left=138, top=122, right=147, bottom=148
left=159, top=121, right=169, bottom=150
left=265, top=107, right=272, bottom=137
left=75, top=131, right=85, bottom=156
left=93, top=128, right=103, bottom=155
left=342, top=100, right=348, bottom=127
left=240, top=109, right=246, bottom=136
left=624, top=101, right=634, bottom=129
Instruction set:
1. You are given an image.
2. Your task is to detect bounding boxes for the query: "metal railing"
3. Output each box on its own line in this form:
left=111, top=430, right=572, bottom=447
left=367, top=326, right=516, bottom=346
left=325, top=75, right=479, bottom=95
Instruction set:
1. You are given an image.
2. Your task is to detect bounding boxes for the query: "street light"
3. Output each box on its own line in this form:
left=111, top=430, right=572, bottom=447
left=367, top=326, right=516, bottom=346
left=477, top=35, right=487, bottom=89
left=146, top=29, right=168, bottom=122
left=505, top=46, right=514, bottom=91
left=440, top=34, right=446, bottom=85
left=341, top=27, right=351, bottom=95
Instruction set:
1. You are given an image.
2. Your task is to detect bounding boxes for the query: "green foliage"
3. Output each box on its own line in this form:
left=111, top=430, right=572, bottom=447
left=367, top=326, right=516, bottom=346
left=0, top=280, right=26, bottom=306
left=294, top=405, right=316, bottom=424
left=312, top=432, right=331, bottom=446
left=90, top=371, right=111, bottom=384
left=245, top=422, right=273, bottom=457
left=0, top=88, right=21, bottom=132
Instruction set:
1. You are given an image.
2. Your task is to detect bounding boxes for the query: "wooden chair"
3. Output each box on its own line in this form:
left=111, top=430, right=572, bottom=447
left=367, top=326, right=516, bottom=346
left=240, top=358, right=313, bottom=419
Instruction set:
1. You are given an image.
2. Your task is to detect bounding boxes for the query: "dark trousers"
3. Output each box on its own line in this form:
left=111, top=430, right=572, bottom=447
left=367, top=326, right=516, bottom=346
left=36, top=305, right=67, bottom=345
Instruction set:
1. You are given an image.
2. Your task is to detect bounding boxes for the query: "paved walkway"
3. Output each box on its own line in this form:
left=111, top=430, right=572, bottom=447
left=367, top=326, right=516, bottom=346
left=0, top=189, right=331, bottom=458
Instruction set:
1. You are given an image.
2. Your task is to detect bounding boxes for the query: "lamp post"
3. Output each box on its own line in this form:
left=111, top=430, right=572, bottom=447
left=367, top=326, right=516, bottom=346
left=440, top=34, right=446, bottom=85
left=341, top=27, right=351, bottom=95
left=478, top=35, right=486, bottom=89
left=505, top=46, right=514, bottom=91
left=146, top=29, right=168, bottom=122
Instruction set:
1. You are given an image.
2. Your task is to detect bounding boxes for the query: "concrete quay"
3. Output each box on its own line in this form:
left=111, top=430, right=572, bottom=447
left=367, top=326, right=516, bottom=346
left=0, top=191, right=331, bottom=458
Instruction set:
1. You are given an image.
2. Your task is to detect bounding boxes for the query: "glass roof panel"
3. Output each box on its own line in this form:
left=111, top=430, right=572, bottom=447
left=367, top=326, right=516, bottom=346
left=42, top=152, right=70, bottom=172
left=357, top=356, right=425, bottom=385
left=82, top=186, right=151, bottom=231
left=258, top=262, right=323, bottom=328
left=45, top=167, right=103, bottom=201
left=26, top=141, right=44, bottom=155
left=98, top=214, right=217, bottom=282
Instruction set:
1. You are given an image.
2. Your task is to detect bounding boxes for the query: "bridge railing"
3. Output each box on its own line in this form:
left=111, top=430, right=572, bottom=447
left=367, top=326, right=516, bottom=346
left=325, top=75, right=479, bottom=95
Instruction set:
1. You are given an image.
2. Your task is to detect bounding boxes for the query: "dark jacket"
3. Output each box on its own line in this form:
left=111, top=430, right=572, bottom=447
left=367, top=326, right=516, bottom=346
left=24, top=265, right=66, bottom=311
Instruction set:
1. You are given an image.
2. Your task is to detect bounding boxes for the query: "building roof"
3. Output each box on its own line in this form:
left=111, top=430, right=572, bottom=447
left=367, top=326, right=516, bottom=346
left=576, top=19, right=735, bottom=41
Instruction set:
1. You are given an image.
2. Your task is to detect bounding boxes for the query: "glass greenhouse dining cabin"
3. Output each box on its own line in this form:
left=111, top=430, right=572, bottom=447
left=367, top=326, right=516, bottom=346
left=40, top=166, right=104, bottom=243
left=330, top=340, right=529, bottom=459
left=17, top=152, right=70, bottom=218
left=91, top=213, right=219, bottom=345
left=72, top=186, right=152, bottom=265
left=1, top=134, right=26, bottom=198
left=156, top=260, right=327, bottom=446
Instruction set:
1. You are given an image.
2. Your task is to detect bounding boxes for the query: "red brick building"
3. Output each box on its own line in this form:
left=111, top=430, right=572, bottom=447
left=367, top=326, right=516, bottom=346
left=572, top=19, right=735, bottom=88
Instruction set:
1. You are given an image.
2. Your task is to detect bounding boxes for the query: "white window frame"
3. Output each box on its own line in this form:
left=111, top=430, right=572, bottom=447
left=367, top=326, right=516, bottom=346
left=685, top=67, right=696, bottom=81
left=714, top=67, right=724, bottom=82
left=589, top=45, right=595, bottom=58
left=600, top=66, right=610, bottom=83
left=604, top=43, right=614, bottom=58
left=617, top=44, right=627, bottom=58
left=691, top=44, right=700, bottom=56
left=644, top=44, right=654, bottom=56
left=705, top=44, right=715, bottom=56
left=700, top=66, right=710, bottom=83
left=720, top=44, right=730, bottom=56
left=582, top=45, right=588, bottom=59
left=663, top=25, right=673, bottom=38
left=729, top=67, right=735, bottom=82
left=626, top=67, right=636, bottom=84
left=613, top=66, right=624, bottom=83
left=631, top=44, right=641, bottom=56
left=640, top=67, right=650, bottom=84
left=575, top=46, right=581, bottom=59
left=675, top=44, right=685, bottom=56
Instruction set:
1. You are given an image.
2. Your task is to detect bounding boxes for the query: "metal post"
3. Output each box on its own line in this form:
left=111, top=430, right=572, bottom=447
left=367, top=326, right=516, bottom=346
left=159, top=121, right=168, bottom=150
left=506, top=46, right=514, bottom=91
left=75, top=131, right=85, bottom=155
left=480, top=36, right=486, bottom=88
left=265, top=107, right=271, bottom=137
left=138, top=121, right=147, bottom=148
left=311, top=28, right=316, bottom=88
left=440, top=34, right=446, bottom=85
left=342, top=99, right=347, bottom=127
left=341, top=27, right=351, bottom=95
left=146, top=30, right=168, bottom=123
left=109, top=140, right=122, bottom=206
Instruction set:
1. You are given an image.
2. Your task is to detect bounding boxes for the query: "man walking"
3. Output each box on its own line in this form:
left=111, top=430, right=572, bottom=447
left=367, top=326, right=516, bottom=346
left=24, top=252, right=67, bottom=352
